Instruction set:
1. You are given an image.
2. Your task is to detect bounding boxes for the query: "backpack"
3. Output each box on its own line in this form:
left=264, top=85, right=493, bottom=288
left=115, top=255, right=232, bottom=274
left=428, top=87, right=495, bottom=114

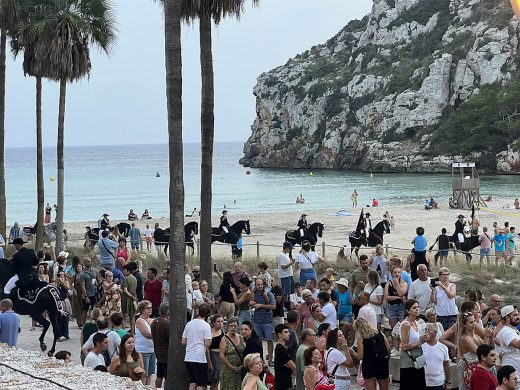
left=365, top=332, right=389, bottom=360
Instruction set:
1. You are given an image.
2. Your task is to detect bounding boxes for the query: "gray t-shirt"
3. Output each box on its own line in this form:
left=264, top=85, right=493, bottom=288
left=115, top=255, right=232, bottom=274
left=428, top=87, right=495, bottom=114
left=80, top=268, right=99, bottom=297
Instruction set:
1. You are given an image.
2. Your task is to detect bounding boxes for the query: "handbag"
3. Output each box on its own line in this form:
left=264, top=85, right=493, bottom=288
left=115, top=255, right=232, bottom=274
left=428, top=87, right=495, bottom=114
left=405, top=348, right=427, bottom=369
left=225, top=335, right=244, bottom=364
left=127, top=366, right=142, bottom=381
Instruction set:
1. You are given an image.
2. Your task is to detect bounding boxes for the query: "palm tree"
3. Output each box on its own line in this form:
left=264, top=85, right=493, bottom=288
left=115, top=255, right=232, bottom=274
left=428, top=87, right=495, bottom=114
left=163, top=0, right=187, bottom=386
left=20, top=0, right=115, bottom=251
left=0, top=0, right=22, bottom=240
left=182, top=0, right=258, bottom=291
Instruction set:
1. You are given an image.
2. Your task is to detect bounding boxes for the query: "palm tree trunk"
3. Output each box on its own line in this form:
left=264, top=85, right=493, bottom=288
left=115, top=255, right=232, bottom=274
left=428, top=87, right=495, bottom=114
left=164, top=0, right=188, bottom=386
left=56, top=78, right=66, bottom=252
left=35, top=76, right=45, bottom=250
left=0, top=29, right=7, bottom=240
left=199, top=12, right=214, bottom=291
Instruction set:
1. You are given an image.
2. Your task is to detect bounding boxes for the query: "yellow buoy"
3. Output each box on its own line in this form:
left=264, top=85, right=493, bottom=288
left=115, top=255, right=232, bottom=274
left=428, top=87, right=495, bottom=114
left=370, top=173, right=373, bottom=178
left=384, top=179, right=388, bottom=184
left=49, top=176, right=55, bottom=181
left=310, top=172, right=313, bottom=176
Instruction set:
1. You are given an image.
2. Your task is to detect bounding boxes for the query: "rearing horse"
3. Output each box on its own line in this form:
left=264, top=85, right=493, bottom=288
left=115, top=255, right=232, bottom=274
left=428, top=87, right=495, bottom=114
left=349, top=219, right=391, bottom=258
left=285, top=222, right=324, bottom=248
left=0, top=259, right=63, bottom=356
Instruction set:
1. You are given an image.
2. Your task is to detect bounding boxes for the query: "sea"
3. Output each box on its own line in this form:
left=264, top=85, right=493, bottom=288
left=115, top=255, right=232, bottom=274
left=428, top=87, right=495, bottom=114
left=5, top=142, right=520, bottom=224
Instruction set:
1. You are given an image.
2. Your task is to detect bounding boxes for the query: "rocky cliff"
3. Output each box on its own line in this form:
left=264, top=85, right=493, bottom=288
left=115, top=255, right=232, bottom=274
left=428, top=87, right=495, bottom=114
left=240, top=0, right=520, bottom=173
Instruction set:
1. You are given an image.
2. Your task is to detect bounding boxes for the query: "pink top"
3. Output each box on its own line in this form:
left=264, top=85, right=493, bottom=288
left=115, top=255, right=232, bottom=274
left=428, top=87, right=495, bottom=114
left=478, top=232, right=492, bottom=249
left=304, top=365, right=330, bottom=389
left=116, top=247, right=130, bottom=263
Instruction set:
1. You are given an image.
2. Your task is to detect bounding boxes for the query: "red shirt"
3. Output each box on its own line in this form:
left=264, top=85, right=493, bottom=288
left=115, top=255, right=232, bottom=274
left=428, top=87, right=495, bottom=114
left=470, top=366, right=498, bottom=390
left=144, top=279, right=163, bottom=309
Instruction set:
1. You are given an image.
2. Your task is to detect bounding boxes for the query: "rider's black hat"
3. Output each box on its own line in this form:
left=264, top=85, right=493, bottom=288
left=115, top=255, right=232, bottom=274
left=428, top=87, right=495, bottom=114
left=12, top=238, right=24, bottom=245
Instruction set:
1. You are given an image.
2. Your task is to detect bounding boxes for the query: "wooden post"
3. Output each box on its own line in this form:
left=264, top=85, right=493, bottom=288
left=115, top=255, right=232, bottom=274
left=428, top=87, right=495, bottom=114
left=256, top=241, right=260, bottom=260
left=322, top=242, right=326, bottom=258
left=385, top=244, right=389, bottom=256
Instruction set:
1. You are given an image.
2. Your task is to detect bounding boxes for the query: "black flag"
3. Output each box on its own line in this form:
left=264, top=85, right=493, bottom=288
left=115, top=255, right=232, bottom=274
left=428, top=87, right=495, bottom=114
left=356, top=209, right=365, bottom=233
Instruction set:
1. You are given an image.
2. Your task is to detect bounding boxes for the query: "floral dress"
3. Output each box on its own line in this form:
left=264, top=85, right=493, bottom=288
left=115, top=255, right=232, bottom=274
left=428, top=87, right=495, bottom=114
left=220, top=335, right=245, bottom=390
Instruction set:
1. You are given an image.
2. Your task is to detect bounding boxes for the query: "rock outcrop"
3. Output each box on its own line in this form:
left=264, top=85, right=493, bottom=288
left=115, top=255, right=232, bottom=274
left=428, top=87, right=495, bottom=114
left=240, top=0, right=520, bottom=173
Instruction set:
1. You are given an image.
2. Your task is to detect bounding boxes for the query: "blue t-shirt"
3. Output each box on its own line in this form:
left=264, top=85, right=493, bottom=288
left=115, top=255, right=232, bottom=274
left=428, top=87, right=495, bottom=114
left=98, top=238, right=118, bottom=268
left=337, top=290, right=352, bottom=320
left=0, top=310, right=21, bottom=347
left=507, top=233, right=516, bottom=250
left=414, top=235, right=427, bottom=252
left=129, top=227, right=141, bottom=243
left=494, top=234, right=506, bottom=252
left=252, top=290, right=275, bottom=324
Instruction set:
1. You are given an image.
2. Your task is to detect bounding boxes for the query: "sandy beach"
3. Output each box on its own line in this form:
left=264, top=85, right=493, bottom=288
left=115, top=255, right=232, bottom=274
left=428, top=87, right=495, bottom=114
left=57, top=197, right=520, bottom=261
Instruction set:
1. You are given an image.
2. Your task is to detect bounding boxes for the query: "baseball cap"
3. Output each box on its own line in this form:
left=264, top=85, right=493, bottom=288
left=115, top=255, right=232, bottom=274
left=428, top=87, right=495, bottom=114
left=501, top=305, right=516, bottom=318
left=283, top=241, right=293, bottom=250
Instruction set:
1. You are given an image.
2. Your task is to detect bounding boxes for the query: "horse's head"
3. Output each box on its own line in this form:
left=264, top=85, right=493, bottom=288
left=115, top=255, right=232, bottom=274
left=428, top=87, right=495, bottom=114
left=383, top=219, right=391, bottom=234
left=315, top=223, right=324, bottom=237
left=193, top=222, right=199, bottom=235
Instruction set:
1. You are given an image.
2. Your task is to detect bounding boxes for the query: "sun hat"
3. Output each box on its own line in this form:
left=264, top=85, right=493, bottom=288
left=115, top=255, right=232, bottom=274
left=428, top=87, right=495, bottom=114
left=58, top=251, right=69, bottom=258
left=336, top=278, right=349, bottom=288
left=283, top=241, right=293, bottom=250
left=501, top=305, right=516, bottom=318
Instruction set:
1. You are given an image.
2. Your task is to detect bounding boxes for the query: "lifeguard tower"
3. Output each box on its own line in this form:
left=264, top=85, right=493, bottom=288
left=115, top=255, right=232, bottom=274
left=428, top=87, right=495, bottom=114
left=451, top=162, right=486, bottom=209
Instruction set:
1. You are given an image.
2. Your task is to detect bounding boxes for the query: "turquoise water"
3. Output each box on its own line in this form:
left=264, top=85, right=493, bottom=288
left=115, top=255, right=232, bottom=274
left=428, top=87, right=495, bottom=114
left=5, top=142, right=520, bottom=224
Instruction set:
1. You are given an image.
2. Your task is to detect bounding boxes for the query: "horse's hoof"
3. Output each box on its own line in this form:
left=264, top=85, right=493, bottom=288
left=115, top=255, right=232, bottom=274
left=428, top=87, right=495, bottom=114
left=47, top=351, right=54, bottom=357
left=40, top=343, right=47, bottom=352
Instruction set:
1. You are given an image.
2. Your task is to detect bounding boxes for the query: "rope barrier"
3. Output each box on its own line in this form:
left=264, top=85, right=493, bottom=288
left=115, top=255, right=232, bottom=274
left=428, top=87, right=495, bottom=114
left=0, top=361, right=74, bottom=390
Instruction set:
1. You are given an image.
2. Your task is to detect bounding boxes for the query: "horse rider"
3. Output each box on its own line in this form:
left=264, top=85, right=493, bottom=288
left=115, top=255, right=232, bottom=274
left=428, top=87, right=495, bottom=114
left=4, top=238, right=42, bottom=294
left=220, top=210, right=230, bottom=234
left=100, top=213, right=110, bottom=230
left=455, top=214, right=466, bottom=243
left=298, top=214, right=308, bottom=237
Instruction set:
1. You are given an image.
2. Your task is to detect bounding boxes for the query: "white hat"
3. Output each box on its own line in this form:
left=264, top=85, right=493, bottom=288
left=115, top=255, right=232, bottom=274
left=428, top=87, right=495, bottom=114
left=501, top=305, right=516, bottom=318
left=336, top=278, right=349, bottom=288
left=58, top=251, right=69, bottom=258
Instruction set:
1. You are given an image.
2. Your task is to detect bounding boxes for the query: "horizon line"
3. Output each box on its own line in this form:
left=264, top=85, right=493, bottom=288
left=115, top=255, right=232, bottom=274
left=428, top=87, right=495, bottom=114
left=5, top=140, right=246, bottom=149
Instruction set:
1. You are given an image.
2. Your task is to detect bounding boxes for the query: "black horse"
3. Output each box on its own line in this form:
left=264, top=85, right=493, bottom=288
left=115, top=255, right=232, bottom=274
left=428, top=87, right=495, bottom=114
left=211, top=220, right=251, bottom=257
left=349, top=219, right=391, bottom=258
left=0, top=259, right=63, bottom=356
left=285, top=222, right=325, bottom=248
left=163, top=221, right=199, bottom=256
left=449, top=234, right=480, bottom=263
left=115, top=222, right=131, bottom=238
left=22, top=222, right=58, bottom=244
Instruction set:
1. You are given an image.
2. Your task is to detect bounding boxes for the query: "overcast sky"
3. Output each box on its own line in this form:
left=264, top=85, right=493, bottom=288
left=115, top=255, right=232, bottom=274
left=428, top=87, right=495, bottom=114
left=5, top=0, right=372, bottom=147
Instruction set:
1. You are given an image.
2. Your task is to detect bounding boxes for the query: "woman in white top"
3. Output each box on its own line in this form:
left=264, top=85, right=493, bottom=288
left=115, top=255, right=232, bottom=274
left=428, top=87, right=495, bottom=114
left=431, top=267, right=458, bottom=331
left=325, top=328, right=353, bottom=390
left=369, top=245, right=389, bottom=284
left=135, top=300, right=156, bottom=386
left=400, top=299, right=429, bottom=389
left=295, top=241, right=324, bottom=286
left=364, top=270, right=384, bottom=327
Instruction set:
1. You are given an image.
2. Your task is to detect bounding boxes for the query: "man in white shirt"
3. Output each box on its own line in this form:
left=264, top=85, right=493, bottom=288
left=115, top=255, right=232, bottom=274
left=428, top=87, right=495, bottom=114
left=277, top=241, right=295, bottom=307
left=422, top=323, right=451, bottom=389
left=408, top=264, right=434, bottom=318
left=182, top=303, right=212, bottom=390
left=496, top=305, right=520, bottom=374
left=318, top=291, right=337, bottom=330
left=81, top=316, right=121, bottom=361
left=83, top=333, right=108, bottom=369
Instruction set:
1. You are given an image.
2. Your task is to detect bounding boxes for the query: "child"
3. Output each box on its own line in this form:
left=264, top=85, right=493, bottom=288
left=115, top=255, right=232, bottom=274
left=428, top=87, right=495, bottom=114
left=324, top=267, right=336, bottom=284
left=191, top=281, right=203, bottom=319
left=408, top=227, right=428, bottom=281
left=257, top=262, right=272, bottom=292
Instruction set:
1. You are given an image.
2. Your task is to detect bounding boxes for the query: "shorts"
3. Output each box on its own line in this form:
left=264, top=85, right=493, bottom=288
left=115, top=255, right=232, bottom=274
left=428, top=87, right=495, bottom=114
left=438, top=315, right=457, bottom=331
left=507, top=247, right=515, bottom=256
left=386, top=303, right=405, bottom=321
left=185, top=361, right=208, bottom=386
left=146, top=237, right=153, bottom=242
left=280, top=276, right=295, bottom=295
left=207, top=350, right=220, bottom=382
left=82, top=296, right=96, bottom=311
left=131, top=242, right=140, bottom=250
left=339, top=314, right=353, bottom=325
left=254, top=322, right=273, bottom=341
left=141, top=352, right=156, bottom=375
left=496, top=250, right=505, bottom=258
left=438, top=250, right=449, bottom=257
left=156, top=361, right=167, bottom=379
left=362, top=357, right=389, bottom=380
left=480, top=248, right=491, bottom=256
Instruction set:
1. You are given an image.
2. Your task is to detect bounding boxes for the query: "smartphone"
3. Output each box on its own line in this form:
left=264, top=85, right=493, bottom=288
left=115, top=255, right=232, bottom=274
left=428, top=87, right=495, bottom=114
left=213, top=264, right=218, bottom=271
left=430, top=278, right=439, bottom=288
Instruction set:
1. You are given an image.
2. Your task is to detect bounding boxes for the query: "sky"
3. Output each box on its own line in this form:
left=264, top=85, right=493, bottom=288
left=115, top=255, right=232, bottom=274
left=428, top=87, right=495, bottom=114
left=5, top=0, right=373, bottom=147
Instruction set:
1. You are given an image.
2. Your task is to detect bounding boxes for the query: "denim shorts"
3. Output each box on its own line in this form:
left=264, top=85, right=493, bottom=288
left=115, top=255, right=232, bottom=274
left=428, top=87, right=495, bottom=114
left=280, top=276, right=295, bottom=295
left=131, top=242, right=140, bottom=250
left=387, top=303, right=405, bottom=320
left=438, top=250, right=449, bottom=257
left=254, top=322, right=273, bottom=341
left=339, top=314, right=353, bottom=324
left=141, top=352, right=156, bottom=375
left=480, top=247, right=491, bottom=256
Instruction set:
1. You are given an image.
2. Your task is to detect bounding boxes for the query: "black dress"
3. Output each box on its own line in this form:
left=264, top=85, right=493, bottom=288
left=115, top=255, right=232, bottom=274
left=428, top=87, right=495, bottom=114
left=361, top=332, right=389, bottom=380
